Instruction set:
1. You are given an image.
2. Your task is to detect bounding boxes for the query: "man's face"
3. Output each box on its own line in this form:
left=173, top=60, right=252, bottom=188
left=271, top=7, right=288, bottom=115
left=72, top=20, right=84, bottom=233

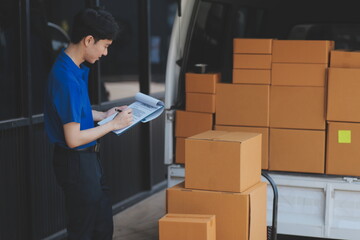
left=84, top=38, right=113, bottom=64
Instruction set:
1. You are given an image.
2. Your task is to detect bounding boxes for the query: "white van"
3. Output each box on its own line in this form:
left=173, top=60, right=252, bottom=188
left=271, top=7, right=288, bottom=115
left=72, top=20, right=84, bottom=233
left=164, top=0, right=360, bottom=239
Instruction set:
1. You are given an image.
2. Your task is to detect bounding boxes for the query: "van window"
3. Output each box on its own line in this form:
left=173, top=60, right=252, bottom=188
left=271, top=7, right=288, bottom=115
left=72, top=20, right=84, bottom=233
left=288, top=24, right=360, bottom=49
left=184, top=1, right=267, bottom=76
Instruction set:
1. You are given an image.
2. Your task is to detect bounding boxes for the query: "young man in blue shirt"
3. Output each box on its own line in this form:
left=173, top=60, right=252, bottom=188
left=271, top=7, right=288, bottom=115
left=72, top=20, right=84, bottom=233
left=44, top=8, right=132, bottom=240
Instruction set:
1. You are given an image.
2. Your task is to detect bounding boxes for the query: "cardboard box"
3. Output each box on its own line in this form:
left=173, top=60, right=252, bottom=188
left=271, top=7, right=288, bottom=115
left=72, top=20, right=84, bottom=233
left=233, top=38, right=273, bottom=54
left=330, top=50, right=360, bottom=68
left=216, top=83, right=270, bottom=127
left=185, top=73, right=220, bottom=94
left=186, top=93, right=216, bottom=113
left=159, top=213, right=216, bottom=240
left=175, top=137, right=185, bottom=164
left=326, top=122, right=360, bottom=176
left=272, top=63, right=327, bottom=87
left=233, top=54, right=272, bottom=69
left=233, top=69, right=271, bottom=85
left=327, top=68, right=360, bottom=122
left=215, top=125, right=269, bottom=169
left=272, top=40, right=334, bottom=64
left=175, top=111, right=213, bottom=138
left=269, top=128, right=325, bottom=173
left=270, top=86, right=325, bottom=130
left=185, top=130, right=261, bottom=192
left=167, top=182, right=267, bottom=240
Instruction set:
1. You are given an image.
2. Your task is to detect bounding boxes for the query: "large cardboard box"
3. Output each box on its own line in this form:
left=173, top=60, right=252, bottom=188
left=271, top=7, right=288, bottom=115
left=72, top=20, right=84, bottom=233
left=272, top=63, right=327, bottom=87
left=272, top=40, right=334, bottom=64
left=175, top=111, right=213, bottom=138
left=233, top=54, right=272, bottom=69
left=327, top=68, right=360, bottom=122
left=330, top=50, right=360, bottom=68
left=167, top=182, right=267, bottom=240
left=216, top=83, right=270, bottom=127
left=326, top=122, right=360, bottom=176
left=270, top=86, right=325, bottom=130
left=233, top=69, right=271, bottom=85
left=185, top=73, right=220, bottom=94
left=233, top=38, right=273, bottom=54
left=185, top=130, right=261, bottom=192
left=175, top=137, right=185, bottom=164
left=186, top=93, right=216, bottom=113
left=269, top=128, right=325, bottom=173
left=215, top=125, right=269, bottom=169
left=159, top=213, right=216, bottom=240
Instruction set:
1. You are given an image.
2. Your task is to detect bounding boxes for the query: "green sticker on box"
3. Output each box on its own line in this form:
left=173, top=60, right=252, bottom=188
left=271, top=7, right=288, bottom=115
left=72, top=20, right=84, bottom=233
left=338, top=130, right=351, bottom=143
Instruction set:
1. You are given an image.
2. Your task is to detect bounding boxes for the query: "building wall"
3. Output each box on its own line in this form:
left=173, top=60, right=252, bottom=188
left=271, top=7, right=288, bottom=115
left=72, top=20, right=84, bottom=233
left=0, top=0, right=169, bottom=239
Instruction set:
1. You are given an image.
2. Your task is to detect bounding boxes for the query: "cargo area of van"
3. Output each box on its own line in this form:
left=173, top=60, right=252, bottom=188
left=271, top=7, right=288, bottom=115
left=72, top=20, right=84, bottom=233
left=164, top=1, right=360, bottom=239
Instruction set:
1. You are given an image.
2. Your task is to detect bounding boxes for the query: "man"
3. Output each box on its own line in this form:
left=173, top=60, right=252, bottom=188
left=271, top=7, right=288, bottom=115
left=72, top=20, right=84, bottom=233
left=44, top=8, right=132, bottom=240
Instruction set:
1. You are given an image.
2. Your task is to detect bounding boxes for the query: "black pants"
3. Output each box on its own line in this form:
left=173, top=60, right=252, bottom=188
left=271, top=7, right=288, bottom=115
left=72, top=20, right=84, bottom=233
left=53, top=146, right=113, bottom=240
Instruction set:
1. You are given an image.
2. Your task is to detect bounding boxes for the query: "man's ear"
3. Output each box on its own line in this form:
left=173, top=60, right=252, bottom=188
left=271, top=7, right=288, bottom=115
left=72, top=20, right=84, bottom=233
left=84, top=35, right=94, bottom=47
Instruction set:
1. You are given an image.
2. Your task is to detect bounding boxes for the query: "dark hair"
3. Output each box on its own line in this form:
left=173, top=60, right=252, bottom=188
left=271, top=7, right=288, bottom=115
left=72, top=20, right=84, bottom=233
left=70, top=8, right=119, bottom=44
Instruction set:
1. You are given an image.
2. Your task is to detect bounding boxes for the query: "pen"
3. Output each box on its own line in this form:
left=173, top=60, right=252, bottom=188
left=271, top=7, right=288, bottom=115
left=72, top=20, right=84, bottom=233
left=115, top=108, right=131, bottom=114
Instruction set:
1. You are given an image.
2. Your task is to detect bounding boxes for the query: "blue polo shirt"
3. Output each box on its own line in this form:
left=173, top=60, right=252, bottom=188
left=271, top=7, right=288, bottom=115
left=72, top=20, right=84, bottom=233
left=44, top=49, right=96, bottom=149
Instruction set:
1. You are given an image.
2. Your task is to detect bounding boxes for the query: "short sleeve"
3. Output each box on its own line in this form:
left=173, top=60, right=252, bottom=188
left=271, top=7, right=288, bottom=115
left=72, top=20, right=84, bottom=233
left=52, top=74, right=82, bottom=124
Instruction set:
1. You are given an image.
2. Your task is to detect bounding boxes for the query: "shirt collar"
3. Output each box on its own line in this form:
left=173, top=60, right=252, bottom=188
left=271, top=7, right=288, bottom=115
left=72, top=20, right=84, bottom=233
left=59, top=48, right=90, bottom=80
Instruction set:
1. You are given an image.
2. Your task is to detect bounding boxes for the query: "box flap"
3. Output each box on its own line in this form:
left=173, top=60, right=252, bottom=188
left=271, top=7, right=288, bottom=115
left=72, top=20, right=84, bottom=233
left=188, top=130, right=229, bottom=140
left=215, top=132, right=261, bottom=142
left=189, top=130, right=261, bottom=143
left=161, top=213, right=216, bottom=223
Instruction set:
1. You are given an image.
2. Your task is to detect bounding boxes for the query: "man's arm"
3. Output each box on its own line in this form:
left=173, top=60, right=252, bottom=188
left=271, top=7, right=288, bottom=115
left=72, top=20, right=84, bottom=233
left=92, top=110, right=107, bottom=122
left=64, top=108, right=133, bottom=148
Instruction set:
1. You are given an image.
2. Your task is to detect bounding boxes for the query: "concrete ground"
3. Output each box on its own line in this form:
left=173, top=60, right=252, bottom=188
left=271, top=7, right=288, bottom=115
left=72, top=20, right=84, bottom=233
left=113, top=190, right=166, bottom=240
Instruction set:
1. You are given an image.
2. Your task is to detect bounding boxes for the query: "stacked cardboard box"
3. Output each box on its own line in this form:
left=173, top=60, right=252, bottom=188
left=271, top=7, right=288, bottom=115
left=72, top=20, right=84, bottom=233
left=326, top=50, right=360, bottom=176
left=216, top=38, right=272, bottom=169
left=167, top=130, right=267, bottom=240
left=269, top=40, right=333, bottom=173
left=159, top=213, right=216, bottom=240
left=233, top=38, right=272, bottom=84
left=174, top=73, right=220, bottom=164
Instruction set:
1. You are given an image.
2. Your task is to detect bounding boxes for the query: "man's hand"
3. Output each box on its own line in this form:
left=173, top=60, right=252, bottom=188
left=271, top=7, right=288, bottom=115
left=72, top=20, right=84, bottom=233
left=111, top=108, right=133, bottom=130
left=105, top=105, right=128, bottom=118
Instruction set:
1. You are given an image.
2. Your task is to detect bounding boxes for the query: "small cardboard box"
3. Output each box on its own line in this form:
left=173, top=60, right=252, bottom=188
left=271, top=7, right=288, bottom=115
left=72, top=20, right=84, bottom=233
left=215, top=125, right=269, bottom=170
left=175, top=111, right=213, bottom=138
left=272, top=40, right=334, bottom=64
left=233, top=38, right=273, bottom=54
left=326, top=122, right=360, bottom=177
left=233, top=54, right=272, bottom=69
left=330, top=50, right=360, bottom=68
left=167, top=182, right=267, bottom=240
left=185, top=130, right=261, bottom=192
left=270, top=86, right=325, bottom=130
left=185, top=73, right=220, bottom=94
left=233, top=69, right=271, bottom=85
left=159, top=213, right=216, bottom=240
left=216, top=83, right=270, bottom=127
left=327, top=68, right=360, bottom=122
left=272, top=63, right=327, bottom=87
left=175, top=137, right=185, bottom=164
left=186, top=93, right=216, bottom=113
left=269, top=128, right=325, bottom=173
